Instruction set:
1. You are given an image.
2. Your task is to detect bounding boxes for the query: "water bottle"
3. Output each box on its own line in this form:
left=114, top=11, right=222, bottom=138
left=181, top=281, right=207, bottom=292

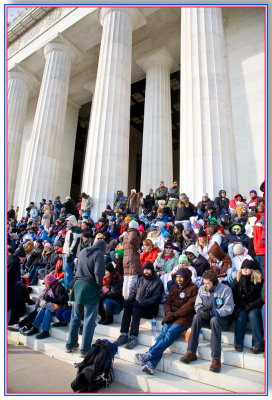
left=185, top=328, right=191, bottom=343
left=199, top=328, right=204, bottom=343
left=151, top=316, right=157, bottom=333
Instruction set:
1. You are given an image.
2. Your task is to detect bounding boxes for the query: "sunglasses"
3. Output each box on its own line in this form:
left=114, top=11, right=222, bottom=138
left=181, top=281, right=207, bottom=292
left=165, top=246, right=172, bottom=249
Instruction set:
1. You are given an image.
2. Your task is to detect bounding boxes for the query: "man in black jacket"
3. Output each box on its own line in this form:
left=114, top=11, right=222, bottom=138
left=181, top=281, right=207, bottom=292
left=167, top=182, right=179, bottom=211
left=114, top=261, right=164, bottom=349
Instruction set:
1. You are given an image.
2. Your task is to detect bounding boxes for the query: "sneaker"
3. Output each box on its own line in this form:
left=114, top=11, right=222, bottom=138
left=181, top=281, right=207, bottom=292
left=210, top=358, right=221, bottom=373
left=142, top=362, right=154, bottom=375
left=249, top=347, right=264, bottom=354
left=36, top=330, right=50, bottom=339
left=136, top=352, right=152, bottom=366
left=180, top=352, right=197, bottom=364
left=24, top=326, right=39, bottom=336
left=114, top=333, right=129, bottom=346
left=234, top=345, right=243, bottom=352
left=124, top=336, right=138, bottom=349
left=52, top=321, right=68, bottom=327
left=65, top=343, right=80, bottom=353
left=19, top=326, right=29, bottom=334
left=8, top=324, right=20, bottom=332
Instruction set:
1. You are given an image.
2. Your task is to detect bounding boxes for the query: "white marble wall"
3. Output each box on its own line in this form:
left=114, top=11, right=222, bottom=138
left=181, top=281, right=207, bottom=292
left=224, top=7, right=265, bottom=197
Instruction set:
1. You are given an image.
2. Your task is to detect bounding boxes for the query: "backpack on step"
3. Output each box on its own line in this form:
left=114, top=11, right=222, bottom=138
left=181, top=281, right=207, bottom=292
left=71, top=339, right=117, bottom=393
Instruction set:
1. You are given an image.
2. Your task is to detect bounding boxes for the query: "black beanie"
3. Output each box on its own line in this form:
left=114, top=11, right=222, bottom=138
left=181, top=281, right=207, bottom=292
left=198, top=229, right=207, bottom=238
left=241, top=259, right=257, bottom=270
left=143, top=261, right=154, bottom=272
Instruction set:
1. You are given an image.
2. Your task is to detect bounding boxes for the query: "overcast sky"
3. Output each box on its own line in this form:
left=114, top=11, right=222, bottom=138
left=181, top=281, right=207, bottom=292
left=7, top=7, right=26, bottom=24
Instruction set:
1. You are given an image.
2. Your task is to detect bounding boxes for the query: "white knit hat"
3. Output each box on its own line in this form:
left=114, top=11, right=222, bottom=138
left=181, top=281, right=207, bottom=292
left=233, top=243, right=245, bottom=256
left=129, top=220, right=139, bottom=229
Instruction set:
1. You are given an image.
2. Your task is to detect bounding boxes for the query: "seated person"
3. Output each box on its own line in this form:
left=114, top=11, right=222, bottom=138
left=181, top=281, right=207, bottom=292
left=156, top=208, right=170, bottom=224
left=231, top=204, right=248, bottom=226
left=38, top=241, right=62, bottom=279
left=229, top=193, right=248, bottom=213
left=168, top=254, right=199, bottom=289
left=222, top=222, right=250, bottom=257
left=53, top=248, right=64, bottom=281
left=180, top=270, right=234, bottom=373
left=247, top=190, right=262, bottom=211
left=197, top=193, right=214, bottom=219
left=80, top=232, right=93, bottom=251
left=207, top=242, right=232, bottom=282
left=232, top=259, right=264, bottom=353
left=24, top=274, right=68, bottom=339
left=27, top=242, right=54, bottom=285
left=139, top=209, right=150, bottom=229
left=98, top=264, right=124, bottom=325
left=182, top=227, right=197, bottom=251
left=114, top=261, right=163, bottom=349
left=93, top=217, right=108, bottom=237
left=203, top=205, right=217, bottom=226
left=157, top=200, right=172, bottom=219
left=213, top=190, right=230, bottom=217
left=107, top=216, right=120, bottom=239
left=136, top=268, right=198, bottom=375
left=206, top=222, right=223, bottom=250
left=140, top=239, right=160, bottom=266
left=154, top=242, right=179, bottom=276
left=172, top=224, right=184, bottom=253
left=226, top=243, right=254, bottom=285
left=185, top=245, right=209, bottom=277
left=23, top=239, right=43, bottom=273
left=120, top=215, right=131, bottom=235
left=195, top=229, right=209, bottom=260
left=147, top=223, right=165, bottom=252
left=52, top=304, right=73, bottom=327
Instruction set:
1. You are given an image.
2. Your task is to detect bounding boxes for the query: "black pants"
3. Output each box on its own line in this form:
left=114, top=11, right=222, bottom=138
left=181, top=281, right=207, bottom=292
left=121, top=302, right=157, bottom=337
left=188, top=313, right=232, bottom=359
left=18, top=310, right=38, bottom=329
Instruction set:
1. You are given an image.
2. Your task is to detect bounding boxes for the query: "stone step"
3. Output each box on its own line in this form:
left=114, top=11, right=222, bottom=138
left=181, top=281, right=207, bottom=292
left=8, top=329, right=263, bottom=393
left=6, top=330, right=229, bottom=393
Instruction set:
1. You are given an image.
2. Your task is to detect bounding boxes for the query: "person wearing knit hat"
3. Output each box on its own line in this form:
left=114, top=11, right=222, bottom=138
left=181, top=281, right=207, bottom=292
left=232, top=259, right=264, bottom=354
left=221, top=222, right=249, bottom=260
left=167, top=252, right=198, bottom=291
left=247, top=190, right=262, bottom=210
left=137, top=266, right=197, bottom=376
left=179, top=254, right=189, bottom=264
left=114, top=258, right=163, bottom=350
left=129, top=220, right=139, bottom=229
left=127, top=189, right=140, bottom=215
left=24, top=273, right=68, bottom=340
left=107, top=216, right=120, bottom=239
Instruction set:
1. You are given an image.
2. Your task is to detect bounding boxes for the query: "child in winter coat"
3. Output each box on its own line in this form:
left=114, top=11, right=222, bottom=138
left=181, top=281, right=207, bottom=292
left=140, top=239, right=160, bottom=266
left=207, top=242, right=232, bottom=282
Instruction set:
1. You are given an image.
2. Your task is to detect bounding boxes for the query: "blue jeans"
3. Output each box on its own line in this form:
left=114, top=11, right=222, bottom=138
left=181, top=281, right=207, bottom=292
left=56, top=307, right=72, bottom=323
left=103, top=298, right=123, bottom=315
left=235, top=309, right=264, bottom=350
left=33, top=307, right=54, bottom=331
left=148, top=323, right=186, bottom=368
left=63, top=254, right=75, bottom=289
left=66, top=302, right=98, bottom=354
left=29, top=265, right=43, bottom=284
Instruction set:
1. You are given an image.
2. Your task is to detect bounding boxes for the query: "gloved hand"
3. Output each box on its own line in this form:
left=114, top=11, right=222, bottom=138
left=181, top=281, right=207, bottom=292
left=44, top=294, right=52, bottom=302
left=197, top=306, right=211, bottom=320
left=57, top=266, right=62, bottom=273
left=163, top=312, right=175, bottom=323
left=210, top=309, right=219, bottom=317
left=66, top=254, right=73, bottom=263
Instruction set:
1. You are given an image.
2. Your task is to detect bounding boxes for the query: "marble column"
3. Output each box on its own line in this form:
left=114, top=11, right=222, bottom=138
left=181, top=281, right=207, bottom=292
left=137, top=46, right=174, bottom=196
left=180, top=7, right=238, bottom=203
left=81, top=8, right=145, bottom=221
left=18, top=42, right=74, bottom=215
left=8, top=71, right=30, bottom=206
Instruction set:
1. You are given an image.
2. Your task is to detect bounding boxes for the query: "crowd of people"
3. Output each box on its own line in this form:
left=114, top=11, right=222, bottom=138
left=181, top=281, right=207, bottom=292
left=7, top=181, right=265, bottom=376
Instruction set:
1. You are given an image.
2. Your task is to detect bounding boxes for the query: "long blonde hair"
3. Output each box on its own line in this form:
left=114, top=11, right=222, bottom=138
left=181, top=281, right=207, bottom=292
left=94, top=233, right=104, bottom=244
left=236, top=204, right=246, bottom=218
left=236, top=269, right=262, bottom=285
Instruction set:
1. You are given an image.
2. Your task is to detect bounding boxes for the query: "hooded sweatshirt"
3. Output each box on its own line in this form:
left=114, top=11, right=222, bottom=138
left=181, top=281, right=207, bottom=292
left=63, top=215, right=82, bottom=256
left=208, top=242, right=232, bottom=278
left=229, top=193, right=247, bottom=210
left=185, top=244, right=209, bottom=277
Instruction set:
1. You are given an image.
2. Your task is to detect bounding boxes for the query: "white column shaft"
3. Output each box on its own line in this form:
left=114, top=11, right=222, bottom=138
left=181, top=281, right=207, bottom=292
left=8, top=72, right=29, bottom=206
left=180, top=8, right=238, bottom=202
left=140, top=60, right=173, bottom=195
left=82, top=9, right=133, bottom=221
left=19, top=43, right=73, bottom=215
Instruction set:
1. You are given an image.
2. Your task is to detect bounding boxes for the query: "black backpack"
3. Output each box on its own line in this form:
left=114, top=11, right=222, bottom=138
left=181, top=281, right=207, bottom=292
left=71, top=339, right=117, bottom=393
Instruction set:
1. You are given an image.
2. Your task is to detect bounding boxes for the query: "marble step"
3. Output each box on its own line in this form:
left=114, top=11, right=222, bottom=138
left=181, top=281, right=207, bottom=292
left=8, top=329, right=263, bottom=393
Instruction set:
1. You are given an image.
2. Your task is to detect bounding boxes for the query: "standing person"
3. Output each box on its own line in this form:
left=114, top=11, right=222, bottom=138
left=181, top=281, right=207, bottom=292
left=253, top=200, right=265, bottom=276
left=167, top=181, right=179, bottom=211
left=81, top=192, right=93, bottom=218
left=122, top=220, right=142, bottom=299
left=144, top=188, right=155, bottom=213
left=214, top=190, right=230, bottom=217
left=41, top=204, right=51, bottom=232
left=53, top=196, right=64, bottom=226
left=113, top=191, right=128, bottom=217
left=232, top=259, right=264, bottom=353
left=127, top=189, right=140, bottom=215
left=65, top=239, right=106, bottom=357
left=154, top=181, right=168, bottom=203
left=180, top=270, right=234, bottom=373
left=136, top=268, right=198, bottom=375
left=64, top=197, right=79, bottom=217
left=62, top=215, right=82, bottom=289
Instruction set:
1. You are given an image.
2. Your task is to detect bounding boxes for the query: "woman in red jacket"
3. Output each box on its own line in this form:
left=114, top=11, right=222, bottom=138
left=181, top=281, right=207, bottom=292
left=140, top=239, right=160, bottom=266
left=253, top=200, right=265, bottom=276
left=53, top=248, right=64, bottom=281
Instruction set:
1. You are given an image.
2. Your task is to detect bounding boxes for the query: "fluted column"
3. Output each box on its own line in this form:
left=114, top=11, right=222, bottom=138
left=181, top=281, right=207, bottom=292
left=18, top=42, right=74, bottom=216
left=180, top=8, right=238, bottom=202
left=81, top=8, right=145, bottom=221
left=137, top=46, right=174, bottom=196
left=8, top=71, right=30, bottom=206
